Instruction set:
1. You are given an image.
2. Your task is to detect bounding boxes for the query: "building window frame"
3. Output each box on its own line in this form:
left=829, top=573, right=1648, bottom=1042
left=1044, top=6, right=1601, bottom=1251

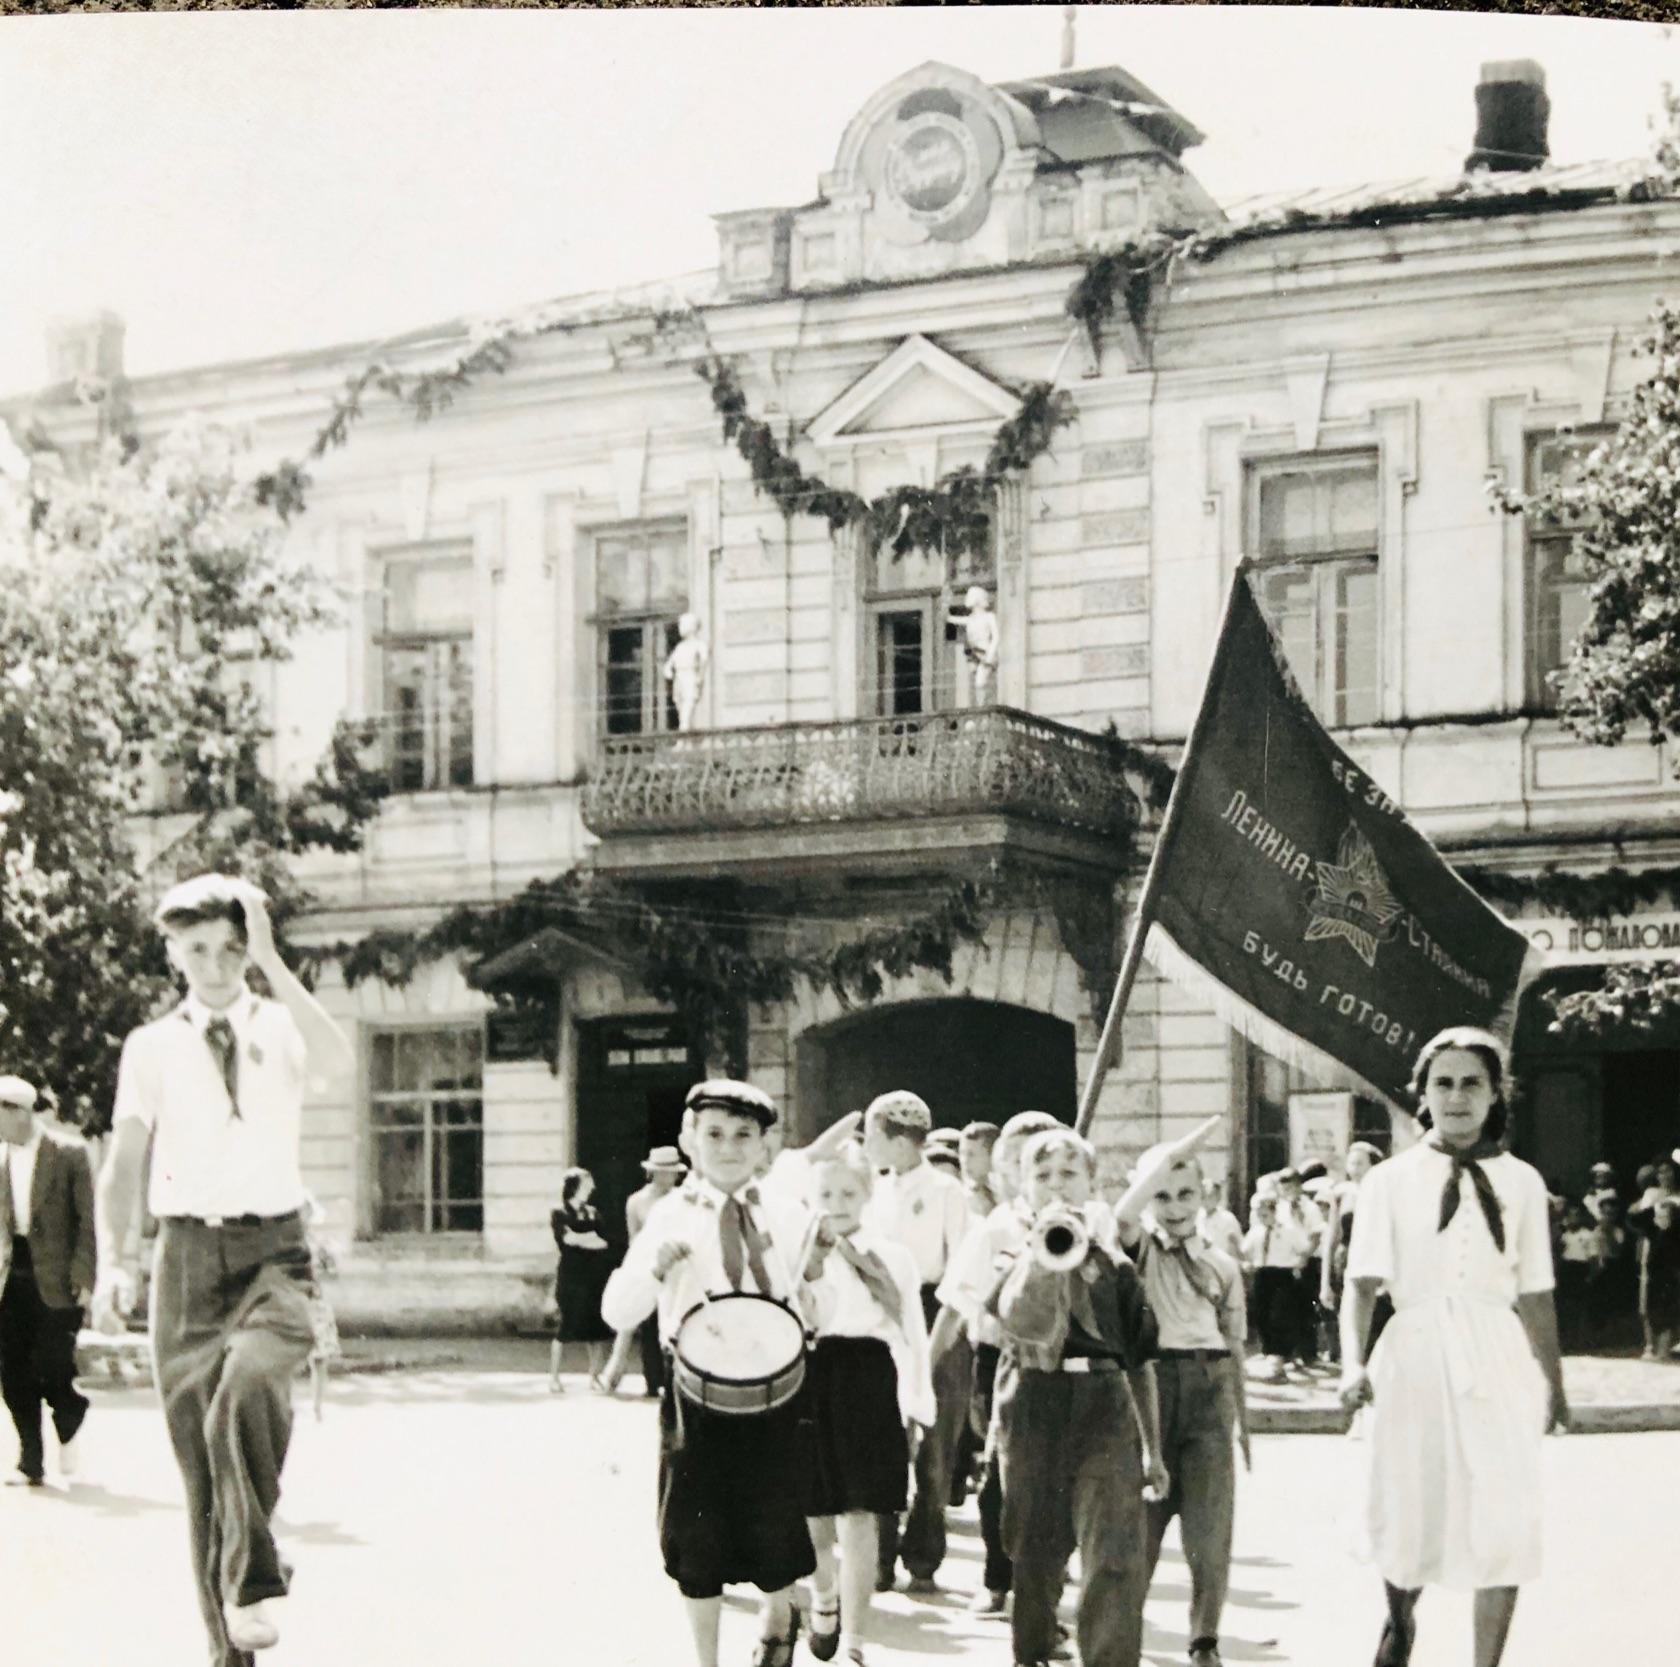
left=859, top=527, right=997, bottom=719
left=368, top=540, right=476, bottom=794
left=1523, top=428, right=1609, bottom=713
left=589, top=519, right=691, bottom=737
left=1244, top=451, right=1382, bottom=730
left=366, top=1020, right=486, bottom=1239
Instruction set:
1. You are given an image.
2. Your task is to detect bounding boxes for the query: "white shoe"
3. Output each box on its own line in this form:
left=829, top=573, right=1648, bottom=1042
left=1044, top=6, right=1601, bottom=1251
left=57, top=1434, right=80, bottom=1479
left=223, top=1601, right=279, bottom=1651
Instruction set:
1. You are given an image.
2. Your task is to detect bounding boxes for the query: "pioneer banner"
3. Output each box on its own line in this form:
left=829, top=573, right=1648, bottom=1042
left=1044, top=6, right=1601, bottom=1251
left=1139, top=569, right=1540, bottom=1106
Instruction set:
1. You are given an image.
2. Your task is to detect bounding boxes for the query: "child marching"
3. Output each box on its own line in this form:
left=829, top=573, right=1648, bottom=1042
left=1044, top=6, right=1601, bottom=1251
left=799, top=1142, right=934, bottom=1667
left=1113, top=1118, right=1249, bottom=1667
left=990, top=1127, right=1167, bottom=1667
left=600, top=1080, right=821, bottom=1667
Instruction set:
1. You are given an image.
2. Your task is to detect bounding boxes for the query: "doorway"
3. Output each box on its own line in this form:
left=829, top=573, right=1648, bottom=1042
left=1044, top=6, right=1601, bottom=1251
left=794, top=998, right=1076, bottom=1143
left=574, top=1016, right=698, bottom=1246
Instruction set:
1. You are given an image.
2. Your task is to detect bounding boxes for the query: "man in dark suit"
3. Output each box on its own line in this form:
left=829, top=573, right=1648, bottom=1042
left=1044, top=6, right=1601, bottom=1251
left=0, top=1073, right=97, bottom=1486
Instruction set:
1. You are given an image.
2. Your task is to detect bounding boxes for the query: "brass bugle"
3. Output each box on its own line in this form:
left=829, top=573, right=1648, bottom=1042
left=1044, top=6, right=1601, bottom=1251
left=1029, top=1204, right=1089, bottom=1272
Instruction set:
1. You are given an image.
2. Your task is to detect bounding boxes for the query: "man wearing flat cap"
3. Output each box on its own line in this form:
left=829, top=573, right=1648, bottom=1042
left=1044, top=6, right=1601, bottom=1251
left=95, top=873, right=352, bottom=1663
left=0, top=1073, right=97, bottom=1487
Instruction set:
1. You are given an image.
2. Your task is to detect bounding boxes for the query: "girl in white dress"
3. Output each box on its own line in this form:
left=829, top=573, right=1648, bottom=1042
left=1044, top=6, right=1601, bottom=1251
left=1338, top=1027, right=1568, bottom=1667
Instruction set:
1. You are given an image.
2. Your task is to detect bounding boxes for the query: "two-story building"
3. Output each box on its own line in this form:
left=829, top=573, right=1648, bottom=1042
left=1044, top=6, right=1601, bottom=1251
left=16, top=56, right=1680, bottom=1327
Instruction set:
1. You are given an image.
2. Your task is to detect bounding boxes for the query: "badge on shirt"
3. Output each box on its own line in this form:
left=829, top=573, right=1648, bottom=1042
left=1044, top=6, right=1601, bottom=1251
left=249, top=1044, right=264, bottom=1065
left=1080, top=1261, right=1100, bottom=1285
left=911, top=1199, right=925, bottom=1217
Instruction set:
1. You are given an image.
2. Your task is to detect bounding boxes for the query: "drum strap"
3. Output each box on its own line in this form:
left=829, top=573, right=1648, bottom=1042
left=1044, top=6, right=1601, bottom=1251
left=721, top=1195, right=775, bottom=1295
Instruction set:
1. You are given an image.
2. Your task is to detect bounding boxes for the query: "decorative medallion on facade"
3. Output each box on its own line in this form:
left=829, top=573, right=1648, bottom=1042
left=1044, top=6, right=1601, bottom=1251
left=865, top=87, right=1005, bottom=247
left=1304, top=824, right=1405, bottom=968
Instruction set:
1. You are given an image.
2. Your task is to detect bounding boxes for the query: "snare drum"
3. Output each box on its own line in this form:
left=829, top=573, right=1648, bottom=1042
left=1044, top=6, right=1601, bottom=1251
left=672, top=1292, right=808, bottom=1415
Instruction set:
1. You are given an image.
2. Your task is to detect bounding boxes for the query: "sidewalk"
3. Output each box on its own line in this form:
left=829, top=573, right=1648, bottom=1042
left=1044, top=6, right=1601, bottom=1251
left=79, top=1330, right=1680, bottom=1431
left=1242, top=1350, right=1680, bottom=1433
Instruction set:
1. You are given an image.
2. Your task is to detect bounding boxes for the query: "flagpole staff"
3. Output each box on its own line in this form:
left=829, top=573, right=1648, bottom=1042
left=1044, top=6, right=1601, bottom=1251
left=1075, top=562, right=1254, bottom=1137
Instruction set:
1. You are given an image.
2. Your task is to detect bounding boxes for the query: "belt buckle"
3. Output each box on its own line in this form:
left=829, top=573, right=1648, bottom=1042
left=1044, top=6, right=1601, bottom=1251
left=1062, top=1357, right=1090, bottom=1375
left=203, top=1215, right=224, bottom=1229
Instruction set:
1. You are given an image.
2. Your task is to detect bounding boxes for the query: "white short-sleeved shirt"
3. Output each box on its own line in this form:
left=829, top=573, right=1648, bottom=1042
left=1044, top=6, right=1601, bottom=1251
left=113, top=991, right=309, bottom=1220
left=809, top=1226, right=935, bottom=1425
left=1346, top=1144, right=1556, bottom=1306
left=601, top=1175, right=820, bottom=1343
left=863, top=1158, right=970, bottom=1288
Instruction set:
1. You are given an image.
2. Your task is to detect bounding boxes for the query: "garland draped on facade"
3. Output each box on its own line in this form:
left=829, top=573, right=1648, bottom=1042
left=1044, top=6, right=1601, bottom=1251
left=324, top=871, right=994, bottom=1074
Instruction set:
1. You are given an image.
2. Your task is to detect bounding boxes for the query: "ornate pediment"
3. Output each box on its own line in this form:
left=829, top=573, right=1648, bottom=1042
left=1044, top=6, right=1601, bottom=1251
left=806, top=335, right=1019, bottom=447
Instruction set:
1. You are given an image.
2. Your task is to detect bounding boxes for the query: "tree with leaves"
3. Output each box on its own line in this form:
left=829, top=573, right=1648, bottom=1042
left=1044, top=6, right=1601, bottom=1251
left=0, top=415, right=382, bottom=1132
left=1495, top=298, right=1680, bottom=1031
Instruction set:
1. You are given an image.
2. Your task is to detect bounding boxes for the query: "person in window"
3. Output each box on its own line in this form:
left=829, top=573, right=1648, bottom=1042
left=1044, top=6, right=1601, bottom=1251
left=1339, top=1027, right=1567, bottom=1667
left=550, top=1167, right=614, bottom=1393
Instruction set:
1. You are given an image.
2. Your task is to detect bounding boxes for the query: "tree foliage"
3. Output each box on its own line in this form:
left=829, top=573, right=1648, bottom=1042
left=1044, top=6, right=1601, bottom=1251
left=1492, top=299, right=1680, bottom=1034
left=0, top=416, right=383, bottom=1131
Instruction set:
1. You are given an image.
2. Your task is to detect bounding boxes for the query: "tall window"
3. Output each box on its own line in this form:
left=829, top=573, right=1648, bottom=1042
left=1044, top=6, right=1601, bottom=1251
left=1525, top=431, right=1605, bottom=711
left=369, top=1025, right=484, bottom=1235
left=595, top=524, right=688, bottom=735
left=1248, top=457, right=1380, bottom=728
left=374, top=546, right=474, bottom=791
left=863, top=538, right=995, bottom=717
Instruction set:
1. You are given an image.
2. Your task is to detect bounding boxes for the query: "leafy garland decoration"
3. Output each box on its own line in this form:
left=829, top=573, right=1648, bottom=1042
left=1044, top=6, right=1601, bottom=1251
left=1455, top=861, right=1680, bottom=921
left=694, top=355, right=1075, bottom=565
left=320, top=870, right=995, bottom=1076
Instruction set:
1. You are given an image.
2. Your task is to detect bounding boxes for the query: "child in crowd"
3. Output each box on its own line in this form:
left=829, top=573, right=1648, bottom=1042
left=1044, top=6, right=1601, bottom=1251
left=1556, top=1200, right=1603, bottom=1352
left=1630, top=1191, right=1680, bottom=1362
left=1241, top=1187, right=1316, bottom=1381
left=860, top=1090, right=971, bottom=1596
left=1112, top=1119, right=1248, bottom=1667
left=1197, top=1175, right=1244, bottom=1262
left=1585, top=1160, right=1620, bottom=1223
left=601, top=1080, right=821, bottom=1667
left=929, top=1109, right=1063, bottom=1618
left=990, top=1128, right=1166, bottom=1667
left=800, top=1144, right=933, bottom=1667
left=960, top=1121, right=1002, bottom=1219
left=1588, top=1193, right=1638, bottom=1348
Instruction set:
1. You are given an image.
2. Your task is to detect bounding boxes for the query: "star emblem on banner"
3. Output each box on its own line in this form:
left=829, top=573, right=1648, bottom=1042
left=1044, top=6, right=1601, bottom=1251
left=1304, top=824, right=1404, bottom=969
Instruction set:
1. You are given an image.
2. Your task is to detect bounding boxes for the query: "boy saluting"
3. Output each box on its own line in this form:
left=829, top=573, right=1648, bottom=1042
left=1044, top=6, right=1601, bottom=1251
left=93, top=874, right=352, bottom=1664
left=602, top=1079, right=823, bottom=1667
left=1112, top=1117, right=1249, bottom=1667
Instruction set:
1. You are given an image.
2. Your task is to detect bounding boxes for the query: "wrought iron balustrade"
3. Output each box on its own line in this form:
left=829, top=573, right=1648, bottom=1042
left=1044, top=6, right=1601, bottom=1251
left=581, top=707, right=1138, bottom=840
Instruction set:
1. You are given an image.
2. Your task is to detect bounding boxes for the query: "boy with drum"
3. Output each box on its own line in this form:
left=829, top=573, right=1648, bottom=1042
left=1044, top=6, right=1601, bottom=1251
left=601, top=1079, right=820, bottom=1667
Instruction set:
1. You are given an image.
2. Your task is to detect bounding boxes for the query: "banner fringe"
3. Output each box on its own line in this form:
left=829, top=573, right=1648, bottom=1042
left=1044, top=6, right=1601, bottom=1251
left=1141, top=923, right=1401, bottom=1110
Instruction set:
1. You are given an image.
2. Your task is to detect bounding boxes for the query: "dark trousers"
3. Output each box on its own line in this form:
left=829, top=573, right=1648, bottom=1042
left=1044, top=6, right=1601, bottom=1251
left=1144, top=1355, right=1238, bottom=1648
left=152, top=1214, right=315, bottom=1667
left=637, top=1315, right=664, bottom=1396
left=0, top=1239, right=88, bottom=1478
left=972, top=1342, right=1012, bottom=1594
left=998, top=1366, right=1147, bottom=1667
left=879, top=1285, right=970, bottom=1583
left=1252, top=1267, right=1306, bottom=1359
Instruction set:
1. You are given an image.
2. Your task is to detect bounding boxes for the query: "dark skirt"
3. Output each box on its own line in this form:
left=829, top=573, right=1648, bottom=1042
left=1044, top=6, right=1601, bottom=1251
left=801, top=1335, right=910, bottom=1518
left=555, top=1248, right=613, bottom=1343
left=658, top=1377, right=816, bottom=1600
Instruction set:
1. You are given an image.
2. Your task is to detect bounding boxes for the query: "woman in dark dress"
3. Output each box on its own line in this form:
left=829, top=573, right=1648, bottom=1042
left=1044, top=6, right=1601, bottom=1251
left=550, top=1167, right=614, bottom=1392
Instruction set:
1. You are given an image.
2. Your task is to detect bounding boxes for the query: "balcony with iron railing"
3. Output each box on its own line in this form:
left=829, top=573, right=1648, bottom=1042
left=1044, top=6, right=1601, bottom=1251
left=580, top=706, right=1141, bottom=880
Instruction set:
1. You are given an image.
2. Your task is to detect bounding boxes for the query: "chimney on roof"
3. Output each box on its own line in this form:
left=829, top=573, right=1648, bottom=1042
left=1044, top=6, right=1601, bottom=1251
left=1465, top=60, right=1549, bottom=173
left=45, top=311, right=125, bottom=391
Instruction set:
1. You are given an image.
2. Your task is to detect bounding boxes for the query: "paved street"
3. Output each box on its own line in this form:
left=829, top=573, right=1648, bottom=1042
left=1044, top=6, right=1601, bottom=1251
left=7, top=1367, right=1663, bottom=1666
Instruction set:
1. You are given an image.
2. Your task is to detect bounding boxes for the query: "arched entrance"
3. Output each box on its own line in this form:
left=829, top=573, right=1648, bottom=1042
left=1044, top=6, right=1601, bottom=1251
left=794, top=998, right=1076, bottom=1141
left=1513, top=968, right=1680, bottom=1195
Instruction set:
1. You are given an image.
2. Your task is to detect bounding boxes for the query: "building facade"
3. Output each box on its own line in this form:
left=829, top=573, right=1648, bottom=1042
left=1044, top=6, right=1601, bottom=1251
left=17, top=58, right=1680, bottom=1326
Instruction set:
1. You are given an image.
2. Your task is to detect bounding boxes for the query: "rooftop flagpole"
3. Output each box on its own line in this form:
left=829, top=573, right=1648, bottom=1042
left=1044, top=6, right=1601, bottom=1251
left=1075, top=561, right=1253, bottom=1136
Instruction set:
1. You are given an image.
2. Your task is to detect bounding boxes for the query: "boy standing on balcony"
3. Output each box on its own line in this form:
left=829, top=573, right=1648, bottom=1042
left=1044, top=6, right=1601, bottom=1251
left=94, top=874, right=352, bottom=1664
